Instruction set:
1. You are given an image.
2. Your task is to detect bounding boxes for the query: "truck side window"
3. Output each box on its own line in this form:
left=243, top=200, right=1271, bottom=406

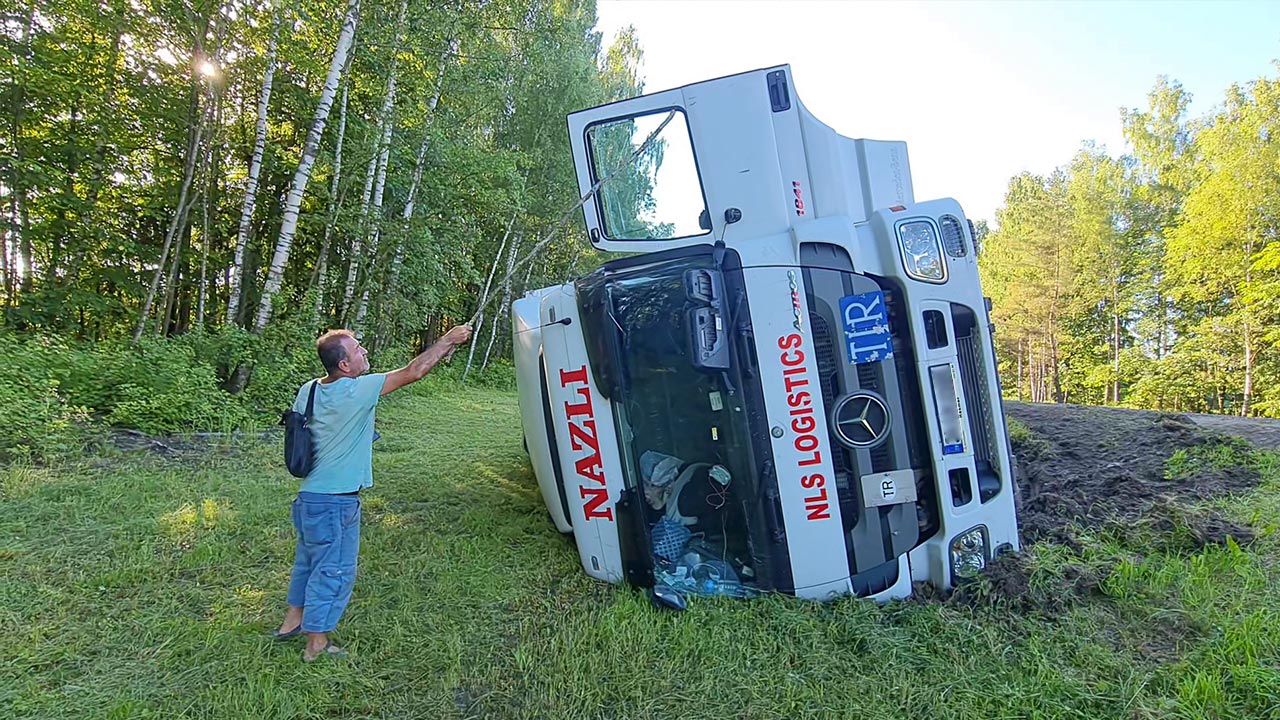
left=586, top=108, right=709, bottom=241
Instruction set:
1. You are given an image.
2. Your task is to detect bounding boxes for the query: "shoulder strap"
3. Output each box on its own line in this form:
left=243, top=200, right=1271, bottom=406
left=304, top=380, right=319, bottom=419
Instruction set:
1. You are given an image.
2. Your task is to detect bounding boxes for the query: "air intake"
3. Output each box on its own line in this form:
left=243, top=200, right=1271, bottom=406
left=939, top=215, right=967, bottom=258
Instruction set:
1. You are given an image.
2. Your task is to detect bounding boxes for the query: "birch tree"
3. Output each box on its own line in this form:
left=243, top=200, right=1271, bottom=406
left=311, top=79, right=350, bottom=326
left=253, top=0, right=361, bottom=332
left=350, top=0, right=409, bottom=333
left=226, top=8, right=281, bottom=326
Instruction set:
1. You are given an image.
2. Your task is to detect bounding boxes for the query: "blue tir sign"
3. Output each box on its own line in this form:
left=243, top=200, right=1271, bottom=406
left=840, top=291, right=894, bottom=365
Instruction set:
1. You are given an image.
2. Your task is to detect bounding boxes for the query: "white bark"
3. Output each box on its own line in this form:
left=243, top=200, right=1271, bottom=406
left=350, top=0, right=408, bottom=333
left=253, top=0, right=361, bottom=332
left=481, top=235, right=521, bottom=371
left=342, top=142, right=379, bottom=323
left=380, top=131, right=431, bottom=310
left=196, top=94, right=219, bottom=327
left=351, top=76, right=398, bottom=331
left=227, top=9, right=280, bottom=325
left=464, top=213, right=515, bottom=380
left=312, top=79, right=349, bottom=326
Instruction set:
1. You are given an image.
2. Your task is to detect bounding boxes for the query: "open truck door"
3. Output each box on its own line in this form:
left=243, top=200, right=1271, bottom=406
left=567, top=67, right=822, bottom=254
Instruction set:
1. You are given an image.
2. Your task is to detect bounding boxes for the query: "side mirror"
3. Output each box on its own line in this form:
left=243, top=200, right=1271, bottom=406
left=698, top=208, right=712, bottom=231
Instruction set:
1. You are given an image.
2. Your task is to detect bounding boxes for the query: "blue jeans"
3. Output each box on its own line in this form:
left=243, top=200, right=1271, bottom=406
left=287, top=492, right=361, bottom=633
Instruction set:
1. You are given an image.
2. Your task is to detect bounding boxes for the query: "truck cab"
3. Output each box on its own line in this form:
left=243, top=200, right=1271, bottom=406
left=512, top=65, right=1018, bottom=601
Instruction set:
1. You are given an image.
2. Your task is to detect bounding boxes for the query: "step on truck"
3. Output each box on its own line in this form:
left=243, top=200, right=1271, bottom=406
left=511, top=65, right=1019, bottom=602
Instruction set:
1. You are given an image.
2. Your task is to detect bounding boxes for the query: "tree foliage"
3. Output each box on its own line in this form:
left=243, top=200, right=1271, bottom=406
left=981, top=69, right=1280, bottom=416
left=0, top=0, right=644, bottom=393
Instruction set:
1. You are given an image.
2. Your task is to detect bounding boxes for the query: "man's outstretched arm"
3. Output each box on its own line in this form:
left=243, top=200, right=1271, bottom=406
left=381, top=324, right=473, bottom=396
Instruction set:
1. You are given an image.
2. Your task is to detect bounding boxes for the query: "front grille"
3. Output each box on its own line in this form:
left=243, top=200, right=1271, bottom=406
left=800, top=257, right=934, bottom=578
left=811, top=313, right=850, bottom=482
left=810, top=291, right=898, bottom=478
left=856, top=363, right=878, bottom=391
left=956, top=332, right=995, bottom=465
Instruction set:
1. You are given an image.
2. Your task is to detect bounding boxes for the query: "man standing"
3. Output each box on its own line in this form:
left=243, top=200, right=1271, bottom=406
left=274, top=325, right=472, bottom=662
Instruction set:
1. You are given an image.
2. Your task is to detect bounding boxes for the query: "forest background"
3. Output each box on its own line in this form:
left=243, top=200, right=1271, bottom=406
left=3, top=0, right=1280, bottom=461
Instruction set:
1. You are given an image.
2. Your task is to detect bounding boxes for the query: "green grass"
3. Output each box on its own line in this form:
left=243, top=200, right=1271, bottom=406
left=2, top=381, right=1279, bottom=719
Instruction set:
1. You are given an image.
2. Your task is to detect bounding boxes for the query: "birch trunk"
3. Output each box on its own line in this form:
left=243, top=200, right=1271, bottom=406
left=464, top=214, right=516, bottom=380
left=481, top=235, right=521, bottom=371
left=342, top=145, right=380, bottom=324
left=1242, top=323, right=1253, bottom=417
left=227, top=9, right=280, bottom=325
left=253, top=0, right=361, bottom=332
left=311, top=79, right=350, bottom=326
left=350, top=0, right=408, bottom=334
left=4, top=187, right=15, bottom=314
left=381, top=40, right=454, bottom=338
left=1111, top=286, right=1120, bottom=405
left=197, top=114, right=215, bottom=327
left=1016, top=337, right=1024, bottom=401
left=197, top=66, right=224, bottom=327
left=133, top=113, right=205, bottom=342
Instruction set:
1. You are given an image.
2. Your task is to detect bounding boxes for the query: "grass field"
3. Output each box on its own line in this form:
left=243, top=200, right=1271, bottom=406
left=2, top=378, right=1279, bottom=719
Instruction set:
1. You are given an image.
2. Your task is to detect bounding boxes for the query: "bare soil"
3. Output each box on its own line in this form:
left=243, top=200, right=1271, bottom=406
left=1004, top=402, right=1261, bottom=548
left=955, top=402, right=1269, bottom=613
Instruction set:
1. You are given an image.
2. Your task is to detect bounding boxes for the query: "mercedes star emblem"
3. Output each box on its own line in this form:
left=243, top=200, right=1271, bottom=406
left=831, top=391, right=891, bottom=449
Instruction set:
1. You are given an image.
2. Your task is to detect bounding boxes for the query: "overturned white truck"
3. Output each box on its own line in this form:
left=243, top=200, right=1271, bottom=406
left=511, top=65, right=1019, bottom=602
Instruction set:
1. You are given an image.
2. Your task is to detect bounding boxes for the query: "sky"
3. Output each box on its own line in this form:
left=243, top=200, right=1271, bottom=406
left=594, top=0, right=1280, bottom=224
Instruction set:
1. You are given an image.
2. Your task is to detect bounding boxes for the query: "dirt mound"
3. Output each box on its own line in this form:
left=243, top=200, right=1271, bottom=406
left=947, top=553, right=1105, bottom=615
left=1004, top=402, right=1261, bottom=547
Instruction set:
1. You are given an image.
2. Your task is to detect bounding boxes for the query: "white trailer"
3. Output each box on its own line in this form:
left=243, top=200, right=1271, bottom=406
left=512, top=65, right=1019, bottom=602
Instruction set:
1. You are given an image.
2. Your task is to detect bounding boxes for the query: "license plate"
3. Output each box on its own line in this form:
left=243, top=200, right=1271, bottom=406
left=861, top=470, right=918, bottom=507
left=840, top=291, right=894, bottom=365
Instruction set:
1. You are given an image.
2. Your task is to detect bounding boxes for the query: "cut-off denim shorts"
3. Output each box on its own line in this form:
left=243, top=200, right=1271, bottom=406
left=286, top=491, right=361, bottom=633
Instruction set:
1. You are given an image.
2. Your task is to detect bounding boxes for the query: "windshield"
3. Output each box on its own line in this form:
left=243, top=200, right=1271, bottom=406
left=577, top=252, right=768, bottom=597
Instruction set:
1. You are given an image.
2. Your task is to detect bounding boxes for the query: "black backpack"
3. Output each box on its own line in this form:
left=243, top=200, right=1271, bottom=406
left=282, top=381, right=319, bottom=478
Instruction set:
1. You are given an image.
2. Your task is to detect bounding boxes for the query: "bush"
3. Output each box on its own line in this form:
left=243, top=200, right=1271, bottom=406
left=3, top=325, right=316, bottom=444
left=235, top=316, right=323, bottom=419
left=0, top=373, right=94, bottom=461
left=107, top=363, right=252, bottom=434
left=466, top=359, right=518, bottom=391
left=1, top=315, right=512, bottom=458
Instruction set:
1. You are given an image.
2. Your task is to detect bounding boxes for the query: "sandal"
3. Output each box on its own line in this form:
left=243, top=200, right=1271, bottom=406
left=272, top=624, right=304, bottom=642
left=302, top=640, right=348, bottom=663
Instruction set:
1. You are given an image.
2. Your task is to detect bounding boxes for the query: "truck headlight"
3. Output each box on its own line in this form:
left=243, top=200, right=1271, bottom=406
left=896, top=220, right=947, bottom=283
left=949, top=525, right=988, bottom=582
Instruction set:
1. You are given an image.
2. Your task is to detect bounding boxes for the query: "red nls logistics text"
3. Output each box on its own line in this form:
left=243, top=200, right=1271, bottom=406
left=778, top=333, right=831, bottom=521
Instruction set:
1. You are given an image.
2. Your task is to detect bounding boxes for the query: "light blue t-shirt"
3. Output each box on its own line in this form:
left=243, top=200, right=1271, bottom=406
left=292, top=373, right=387, bottom=494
